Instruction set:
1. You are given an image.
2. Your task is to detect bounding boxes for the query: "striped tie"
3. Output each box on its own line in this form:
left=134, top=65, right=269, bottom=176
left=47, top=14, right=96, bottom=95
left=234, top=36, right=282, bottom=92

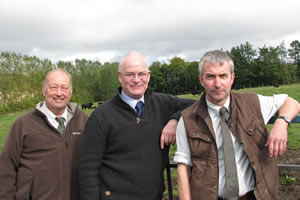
left=55, top=117, right=65, bottom=135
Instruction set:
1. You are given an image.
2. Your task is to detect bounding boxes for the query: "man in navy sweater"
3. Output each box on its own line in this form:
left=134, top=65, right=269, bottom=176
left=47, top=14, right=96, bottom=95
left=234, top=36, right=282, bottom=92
left=80, top=51, right=194, bottom=200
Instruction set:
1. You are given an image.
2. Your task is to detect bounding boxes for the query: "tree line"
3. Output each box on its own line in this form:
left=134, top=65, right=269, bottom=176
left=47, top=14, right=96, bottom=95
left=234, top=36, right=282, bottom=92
left=0, top=40, right=299, bottom=114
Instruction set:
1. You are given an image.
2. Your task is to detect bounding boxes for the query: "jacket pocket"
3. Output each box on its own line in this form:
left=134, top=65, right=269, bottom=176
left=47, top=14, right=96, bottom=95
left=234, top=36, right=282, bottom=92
left=245, top=119, right=268, bottom=148
left=188, top=131, right=212, bottom=159
left=15, top=175, right=34, bottom=200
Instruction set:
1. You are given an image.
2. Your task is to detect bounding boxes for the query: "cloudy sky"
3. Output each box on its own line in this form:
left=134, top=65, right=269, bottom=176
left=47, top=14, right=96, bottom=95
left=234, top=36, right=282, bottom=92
left=0, top=0, right=300, bottom=64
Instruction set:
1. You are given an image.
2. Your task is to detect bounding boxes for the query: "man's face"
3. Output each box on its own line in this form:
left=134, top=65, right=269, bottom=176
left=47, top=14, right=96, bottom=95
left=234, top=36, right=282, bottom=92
left=118, top=59, right=150, bottom=100
left=199, top=61, right=234, bottom=106
left=42, top=71, right=72, bottom=116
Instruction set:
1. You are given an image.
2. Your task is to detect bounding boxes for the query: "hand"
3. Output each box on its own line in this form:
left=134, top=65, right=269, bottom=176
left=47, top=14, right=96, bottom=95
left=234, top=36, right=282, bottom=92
left=160, top=119, right=178, bottom=149
left=265, top=119, right=288, bottom=157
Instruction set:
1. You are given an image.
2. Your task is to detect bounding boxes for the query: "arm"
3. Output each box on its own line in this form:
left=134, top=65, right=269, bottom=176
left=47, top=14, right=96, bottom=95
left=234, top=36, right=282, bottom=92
left=174, top=117, right=193, bottom=199
left=0, top=120, right=22, bottom=200
left=265, top=97, right=300, bottom=157
left=177, top=164, right=192, bottom=200
left=79, top=113, right=107, bottom=200
left=160, top=95, right=195, bottom=149
left=160, top=119, right=178, bottom=149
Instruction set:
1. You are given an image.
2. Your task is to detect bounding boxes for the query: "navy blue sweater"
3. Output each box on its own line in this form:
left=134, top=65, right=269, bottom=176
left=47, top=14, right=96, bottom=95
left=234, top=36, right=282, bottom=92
left=80, top=88, right=194, bottom=200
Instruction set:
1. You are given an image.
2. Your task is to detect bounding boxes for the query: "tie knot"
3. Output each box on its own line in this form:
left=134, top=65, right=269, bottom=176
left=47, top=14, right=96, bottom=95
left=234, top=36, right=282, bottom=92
left=135, top=101, right=144, bottom=116
left=55, top=117, right=65, bottom=125
left=219, top=107, right=227, bottom=117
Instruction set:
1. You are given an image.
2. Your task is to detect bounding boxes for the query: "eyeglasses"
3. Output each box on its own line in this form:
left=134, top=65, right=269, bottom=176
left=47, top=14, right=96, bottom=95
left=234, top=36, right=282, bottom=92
left=122, top=71, right=149, bottom=80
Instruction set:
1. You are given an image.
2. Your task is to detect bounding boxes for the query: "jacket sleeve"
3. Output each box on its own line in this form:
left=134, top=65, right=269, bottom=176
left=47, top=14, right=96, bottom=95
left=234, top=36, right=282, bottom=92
left=166, top=94, right=195, bottom=120
left=79, top=112, right=107, bottom=200
left=0, top=119, right=23, bottom=200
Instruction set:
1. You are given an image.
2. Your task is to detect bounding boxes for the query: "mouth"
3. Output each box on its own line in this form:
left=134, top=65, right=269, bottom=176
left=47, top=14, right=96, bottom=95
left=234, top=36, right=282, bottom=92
left=212, top=90, right=224, bottom=95
left=53, top=97, right=64, bottom=102
left=131, top=85, right=142, bottom=89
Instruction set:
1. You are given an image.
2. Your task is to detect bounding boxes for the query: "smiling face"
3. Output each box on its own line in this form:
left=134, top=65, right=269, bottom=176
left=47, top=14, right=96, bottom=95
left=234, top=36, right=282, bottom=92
left=42, top=70, right=72, bottom=116
left=199, top=61, right=235, bottom=106
left=118, top=52, right=151, bottom=100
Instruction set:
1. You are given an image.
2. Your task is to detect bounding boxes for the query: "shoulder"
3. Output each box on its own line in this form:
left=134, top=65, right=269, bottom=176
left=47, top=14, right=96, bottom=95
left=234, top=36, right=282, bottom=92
left=8, top=110, right=37, bottom=136
left=14, top=110, right=36, bottom=124
left=89, top=98, right=116, bottom=121
left=231, top=91, right=257, bottom=98
left=231, top=92, right=258, bottom=102
left=231, top=92, right=260, bottom=109
left=150, top=91, right=180, bottom=101
left=75, top=109, right=88, bottom=120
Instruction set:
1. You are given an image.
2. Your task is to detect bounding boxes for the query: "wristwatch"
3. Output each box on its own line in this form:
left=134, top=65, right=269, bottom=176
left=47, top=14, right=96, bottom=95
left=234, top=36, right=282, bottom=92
left=277, top=116, right=291, bottom=125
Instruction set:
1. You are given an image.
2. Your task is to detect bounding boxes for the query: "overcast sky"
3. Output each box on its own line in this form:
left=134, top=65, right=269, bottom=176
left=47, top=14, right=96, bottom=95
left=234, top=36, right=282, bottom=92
left=0, top=0, right=300, bottom=65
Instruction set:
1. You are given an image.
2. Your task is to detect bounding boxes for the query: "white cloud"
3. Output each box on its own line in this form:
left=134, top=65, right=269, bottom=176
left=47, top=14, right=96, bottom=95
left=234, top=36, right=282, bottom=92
left=1, top=0, right=300, bottom=64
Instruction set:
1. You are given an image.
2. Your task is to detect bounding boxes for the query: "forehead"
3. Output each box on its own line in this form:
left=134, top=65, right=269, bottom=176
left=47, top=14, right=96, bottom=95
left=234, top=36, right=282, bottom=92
left=123, top=58, right=147, bottom=72
left=46, top=71, right=70, bottom=85
left=202, top=61, right=231, bottom=74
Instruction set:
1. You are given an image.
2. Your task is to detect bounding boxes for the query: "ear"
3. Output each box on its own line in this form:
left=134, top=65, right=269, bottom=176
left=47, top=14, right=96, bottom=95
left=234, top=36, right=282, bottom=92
left=42, top=86, right=46, bottom=97
left=231, top=72, right=235, bottom=86
left=147, top=71, right=151, bottom=82
left=198, top=74, right=204, bottom=87
left=118, top=71, right=122, bottom=83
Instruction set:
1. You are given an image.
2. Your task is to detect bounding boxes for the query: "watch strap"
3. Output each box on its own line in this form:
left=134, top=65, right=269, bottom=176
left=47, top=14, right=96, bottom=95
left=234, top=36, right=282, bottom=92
left=277, top=116, right=291, bottom=124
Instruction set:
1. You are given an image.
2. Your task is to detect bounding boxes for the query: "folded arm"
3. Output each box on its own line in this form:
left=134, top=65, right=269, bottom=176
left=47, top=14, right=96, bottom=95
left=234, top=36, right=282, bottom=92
left=266, top=97, right=300, bottom=157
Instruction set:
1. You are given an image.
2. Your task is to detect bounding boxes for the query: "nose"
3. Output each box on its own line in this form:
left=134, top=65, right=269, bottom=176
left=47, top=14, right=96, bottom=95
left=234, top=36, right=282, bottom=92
left=56, top=87, right=63, bottom=96
left=214, top=77, right=221, bottom=87
left=132, top=74, right=140, bottom=82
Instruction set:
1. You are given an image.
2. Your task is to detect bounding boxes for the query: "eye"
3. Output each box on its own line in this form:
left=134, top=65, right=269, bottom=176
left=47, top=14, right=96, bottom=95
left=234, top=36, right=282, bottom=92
left=220, top=74, right=228, bottom=79
left=206, top=74, right=215, bottom=80
left=138, top=72, right=148, bottom=78
left=61, top=86, right=68, bottom=90
left=50, top=85, right=58, bottom=90
left=124, top=73, right=135, bottom=79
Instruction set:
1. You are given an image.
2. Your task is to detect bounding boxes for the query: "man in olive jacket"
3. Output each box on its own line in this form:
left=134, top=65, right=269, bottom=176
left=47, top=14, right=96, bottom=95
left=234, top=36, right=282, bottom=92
left=0, top=69, right=88, bottom=200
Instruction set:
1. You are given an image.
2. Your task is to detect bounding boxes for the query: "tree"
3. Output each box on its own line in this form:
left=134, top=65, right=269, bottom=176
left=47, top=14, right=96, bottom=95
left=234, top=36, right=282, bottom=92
left=230, top=42, right=257, bottom=88
left=288, top=40, right=300, bottom=77
left=98, top=63, right=119, bottom=100
left=164, top=57, right=185, bottom=95
left=149, top=61, right=166, bottom=93
left=257, top=45, right=281, bottom=86
left=182, top=61, right=202, bottom=94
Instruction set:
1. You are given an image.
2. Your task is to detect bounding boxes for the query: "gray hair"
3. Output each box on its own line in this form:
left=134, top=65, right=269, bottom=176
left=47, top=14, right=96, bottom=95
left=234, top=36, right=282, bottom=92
left=42, top=68, right=72, bottom=89
left=198, top=50, right=234, bottom=75
left=118, top=51, right=148, bottom=72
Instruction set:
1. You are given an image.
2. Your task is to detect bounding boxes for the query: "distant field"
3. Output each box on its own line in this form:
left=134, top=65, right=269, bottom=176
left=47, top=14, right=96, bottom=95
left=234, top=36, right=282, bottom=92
left=179, top=83, right=300, bottom=101
left=1, top=84, right=300, bottom=151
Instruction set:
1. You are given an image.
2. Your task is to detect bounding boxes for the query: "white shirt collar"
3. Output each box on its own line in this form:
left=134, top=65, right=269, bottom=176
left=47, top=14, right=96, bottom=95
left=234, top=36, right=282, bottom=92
left=41, top=102, right=68, bottom=127
left=206, top=96, right=230, bottom=117
left=120, top=91, right=145, bottom=110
